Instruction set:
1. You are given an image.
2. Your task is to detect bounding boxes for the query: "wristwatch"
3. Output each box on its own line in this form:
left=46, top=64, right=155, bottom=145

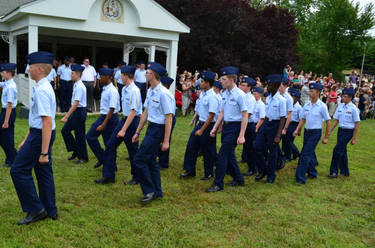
left=40, top=152, right=48, bottom=157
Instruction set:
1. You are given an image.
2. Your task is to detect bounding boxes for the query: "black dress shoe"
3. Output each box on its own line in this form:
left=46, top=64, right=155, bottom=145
left=125, top=157, right=130, bottom=161
left=75, top=159, right=88, bottom=165
left=343, top=173, right=350, bottom=177
left=295, top=181, right=306, bottom=185
left=328, top=173, right=338, bottom=178
left=1, top=163, right=11, bottom=167
left=307, top=175, right=317, bottom=179
left=180, top=171, right=196, bottom=179
left=200, top=174, right=213, bottom=180
left=94, top=177, right=115, bottom=184
left=93, top=161, right=103, bottom=168
left=226, top=181, right=245, bottom=187
left=68, top=152, right=77, bottom=161
left=17, top=209, right=48, bottom=225
left=125, top=179, right=138, bottom=185
left=276, top=159, right=286, bottom=170
left=49, top=213, right=58, bottom=220
left=206, top=185, right=223, bottom=193
left=141, top=193, right=155, bottom=203
left=255, top=173, right=266, bottom=181
left=266, top=178, right=275, bottom=184
left=160, top=166, right=168, bottom=171
left=243, top=171, right=256, bottom=176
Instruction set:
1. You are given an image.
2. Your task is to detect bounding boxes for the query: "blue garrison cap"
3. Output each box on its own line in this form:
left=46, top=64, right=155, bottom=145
left=64, top=56, right=70, bottom=61
left=121, top=65, right=136, bottom=75
left=213, top=80, right=222, bottom=90
left=161, top=76, right=174, bottom=87
left=253, top=87, right=264, bottom=94
left=264, top=92, right=271, bottom=97
left=201, top=70, right=216, bottom=81
left=241, top=77, right=257, bottom=87
left=289, top=88, right=301, bottom=98
left=27, top=51, right=53, bottom=65
left=71, top=64, right=85, bottom=72
left=99, top=68, right=113, bottom=76
left=309, top=83, right=323, bottom=91
left=219, top=66, right=239, bottom=76
left=342, top=88, right=355, bottom=96
left=265, top=74, right=288, bottom=84
left=147, top=62, right=167, bottom=77
left=0, top=63, right=17, bottom=71
left=119, top=61, right=126, bottom=66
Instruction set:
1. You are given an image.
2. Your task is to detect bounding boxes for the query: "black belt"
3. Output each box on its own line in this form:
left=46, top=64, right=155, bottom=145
left=82, top=81, right=94, bottom=83
left=224, top=121, right=241, bottom=125
left=265, top=117, right=280, bottom=122
left=197, top=121, right=215, bottom=125
left=291, top=121, right=299, bottom=124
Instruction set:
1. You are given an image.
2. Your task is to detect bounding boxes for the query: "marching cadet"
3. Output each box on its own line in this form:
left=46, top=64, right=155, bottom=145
left=180, top=71, right=219, bottom=180
left=244, top=86, right=265, bottom=176
left=282, top=88, right=302, bottom=161
left=156, top=76, right=176, bottom=170
left=328, top=88, right=360, bottom=178
left=57, top=57, right=72, bottom=112
left=293, top=83, right=331, bottom=184
left=132, top=62, right=173, bottom=203
left=86, top=68, right=120, bottom=169
left=253, top=74, right=287, bottom=184
left=10, top=51, right=58, bottom=225
left=95, top=66, right=142, bottom=185
left=60, top=64, right=88, bottom=164
left=207, top=67, right=247, bottom=192
left=239, top=77, right=257, bottom=176
left=0, top=63, right=18, bottom=167
left=213, top=80, right=223, bottom=96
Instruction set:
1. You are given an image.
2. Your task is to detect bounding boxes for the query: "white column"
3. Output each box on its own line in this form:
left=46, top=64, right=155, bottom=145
left=9, top=33, right=17, bottom=64
left=28, top=25, right=38, bottom=105
left=166, top=48, right=171, bottom=75
left=149, top=45, right=156, bottom=62
left=123, top=43, right=130, bottom=64
left=168, top=40, right=178, bottom=93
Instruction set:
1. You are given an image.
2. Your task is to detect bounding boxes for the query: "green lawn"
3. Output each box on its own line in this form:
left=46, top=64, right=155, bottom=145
left=0, top=115, right=374, bottom=247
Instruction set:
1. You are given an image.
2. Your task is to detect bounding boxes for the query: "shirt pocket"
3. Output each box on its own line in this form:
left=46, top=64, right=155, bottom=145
left=151, top=96, right=161, bottom=108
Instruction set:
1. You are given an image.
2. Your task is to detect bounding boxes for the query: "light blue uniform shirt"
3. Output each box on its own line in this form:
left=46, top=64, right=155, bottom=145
left=194, top=98, right=200, bottom=112
left=114, top=70, right=123, bottom=85
left=71, top=80, right=87, bottom=107
left=250, top=98, right=266, bottom=123
left=100, top=83, right=120, bottom=114
left=121, top=82, right=142, bottom=117
left=333, top=102, right=360, bottom=129
left=198, top=88, right=220, bottom=122
left=221, top=86, right=248, bottom=122
left=214, top=92, right=222, bottom=119
left=281, top=91, right=293, bottom=112
left=1, top=78, right=18, bottom=108
left=144, top=83, right=174, bottom=124
left=291, top=102, right=302, bottom=122
left=29, top=77, right=56, bottom=130
left=134, top=68, right=146, bottom=83
left=301, top=99, right=331, bottom=129
left=57, top=64, right=72, bottom=81
left=265, top=92, right=287, bottom=121
left=245, top=92, right=256, bottom=123
left=46, top=68, right=57, bottom=82
left=164, top=85, right=176, bottom=116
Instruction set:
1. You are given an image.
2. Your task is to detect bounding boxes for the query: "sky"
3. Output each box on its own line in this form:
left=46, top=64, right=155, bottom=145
left=357, top=0, right=375, bottom=36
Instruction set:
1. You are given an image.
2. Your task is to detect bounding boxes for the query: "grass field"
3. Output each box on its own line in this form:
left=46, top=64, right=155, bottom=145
left=0, top=114, right=374, bottom=247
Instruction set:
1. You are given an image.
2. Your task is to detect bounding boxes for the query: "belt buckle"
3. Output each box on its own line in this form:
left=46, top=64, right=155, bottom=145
left=224, top=121, right=229, bottom=125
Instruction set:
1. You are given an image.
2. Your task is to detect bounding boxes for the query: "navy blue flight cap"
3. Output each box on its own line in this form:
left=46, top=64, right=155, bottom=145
left=253, top=86, right=264, bottom=94
left=219, top=66, right=239, bottom=76
left=71, top=64, right=85, bottom=72
left=64, top=56, right=70, bottom=61
left=264, top=92, right=271, bottom=97
left=242, top=77, right=257, bottom=87
left=265, top=74, right=288, bottom=84
left=161, top=76, right=174, bottom=87
left=0, top=63, right=17, bottom=71
left=342, top=88, right=355, bottom=96
left=213, top=80, right=222, bottom=89
left=137, top=60, right=146, bottom=65
left=27, top=51, right=53, bottom=65
left=290, top=89, right=301, bottom=98
left=147, top=62, right=167, bottom=77
left=309, top=83, right=323, bottom=91
left=103, top=61, right=109, bottom=66
left=121, top=65, right=136, bottom=75
left=99, top=68, right=113, bottom=76
left=201, top=70, right=216, bottom=81
left=119, top=61, right=126, bottom=66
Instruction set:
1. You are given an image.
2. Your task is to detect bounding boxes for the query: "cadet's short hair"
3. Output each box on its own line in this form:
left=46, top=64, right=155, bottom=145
left=151, top=70, right=161, bottom=81
left=35, top=63, right=52, bottom=76
left=227, top=74, right=237, bottom=83
left=202, top=78, right=214, bottom=87
left=4, top=70, right=15, bottom=76
left=122, top=73, right=134, bottom=79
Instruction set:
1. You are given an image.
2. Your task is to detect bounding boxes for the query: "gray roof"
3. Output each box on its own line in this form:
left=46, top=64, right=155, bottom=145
left=0, top=0, right=37, bottom=18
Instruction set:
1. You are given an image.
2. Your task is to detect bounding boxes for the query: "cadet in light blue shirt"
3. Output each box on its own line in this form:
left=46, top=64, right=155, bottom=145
left=86, top=68, right=120, bottom=169
left=328, top=88, right=360, bottom=178
left=250, top=87, right=266, bottom=128
left=10, top=52, right=58, bottom=225
left=181, top=71, right=219, bottom=180
left=294, top=83, right=331, bottom=184
left=57, top=57, right=72, bottom=112
left=0, top=63, right=18, bottom=167
left=46, top=67, right=57, bottom=90
left=207, top=67, right=247, bottom=192
left=61, top=64, right=88, bottom=164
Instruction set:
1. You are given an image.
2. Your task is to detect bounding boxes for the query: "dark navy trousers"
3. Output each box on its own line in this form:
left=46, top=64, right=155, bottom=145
left=10, top=129, right=57, bottom=215
left=134, top=122, right=165, bottom=197
left=283, top=121, right=300, bottom=160
left=157, top=116, right=176, bottom=169
left=60, top=80, right=73, bottom=112
left=329, top=128, right=354, bottom=175
left=61, top=107, right=88, bottom=161
left=253, top=120, right=280, bottom=181
left=135, top=82, right=147, bottom=104
left=213, top=122, right=244, bottom=189
left=0, top=108, right=17, bottom=164
left=183, top=121, right=216, bottom=177
left=102, top=116, right=139, bottom=179
left=295, top=129, right=321, bottom=183
left=86, top=114, right=119, bottom=163
left=244, top=122, right=256, bottom=173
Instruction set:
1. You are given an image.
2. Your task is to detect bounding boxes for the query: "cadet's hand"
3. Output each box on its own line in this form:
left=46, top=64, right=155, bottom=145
left=2, top=122, right=9, bottom=129
left=96, top=125, right=104, bottom=132
left=217, top=125, right=223, bottom=133
left=189, top=120, right=194, bottom=126
left=237, top=136, right=245, bottom=145
left=117, top=129, right=126, bottom=138
left=351, top=138, right=357, bottom=145
left=39, top=155, right=49, bottom=164
left=18, top=140, right=25, bottom=150
left=281, top=129, right=286, bottom=136
left=210, top=128, right=217, bottom=137
left=161, top=141, right=169, bottom=152
left=132, top=133, right=139, bottom=143
left=273, top=136, right=281, bottom=145
left=195, top=129, right=203, bottom=136
left=255, top=128, right=259, bottom=133
left=322, top=137, right=328, bottom=144
left=60, top=117, right=67, bottom=123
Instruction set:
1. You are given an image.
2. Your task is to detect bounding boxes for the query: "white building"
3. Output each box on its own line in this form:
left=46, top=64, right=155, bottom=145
left=0, top=0, right=189, bottom=107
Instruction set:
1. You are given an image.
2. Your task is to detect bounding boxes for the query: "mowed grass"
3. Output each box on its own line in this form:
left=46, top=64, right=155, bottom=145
left=0, top=114, right=374, bottom=248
